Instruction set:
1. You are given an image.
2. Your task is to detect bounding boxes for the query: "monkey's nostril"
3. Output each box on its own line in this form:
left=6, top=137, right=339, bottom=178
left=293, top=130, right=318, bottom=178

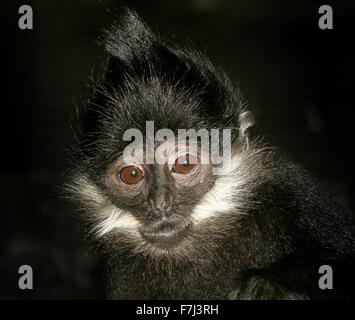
left=163, top=202, right=171, bottom=211
left=155, top=192, right=174, bottom=213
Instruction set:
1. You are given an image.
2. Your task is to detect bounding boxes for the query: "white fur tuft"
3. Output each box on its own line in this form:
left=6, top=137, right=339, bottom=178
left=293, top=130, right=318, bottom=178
left=191, top=146, right=269, bottom=223
left=68, top=175, right=140, bottom=237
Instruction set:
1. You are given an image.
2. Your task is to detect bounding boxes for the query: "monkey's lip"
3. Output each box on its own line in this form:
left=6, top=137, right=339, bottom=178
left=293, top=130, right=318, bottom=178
left=140, top=221, right=191, bottom=247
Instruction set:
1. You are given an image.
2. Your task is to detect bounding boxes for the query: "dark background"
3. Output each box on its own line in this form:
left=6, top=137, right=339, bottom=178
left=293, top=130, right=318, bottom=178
left=1, top=0, right=354, bottom=299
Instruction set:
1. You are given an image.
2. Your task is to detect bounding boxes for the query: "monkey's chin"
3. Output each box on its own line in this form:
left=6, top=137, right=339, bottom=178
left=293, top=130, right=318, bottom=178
left=140, top=222, right=191, bottom=249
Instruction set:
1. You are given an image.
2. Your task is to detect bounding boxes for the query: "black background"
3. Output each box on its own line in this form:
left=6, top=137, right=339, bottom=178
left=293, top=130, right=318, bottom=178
left=1, top=0, right=354, bottom=299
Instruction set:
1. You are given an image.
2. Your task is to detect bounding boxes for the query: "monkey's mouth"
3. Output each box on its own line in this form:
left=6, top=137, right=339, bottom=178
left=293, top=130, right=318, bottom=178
left=140, top=220, right=191, bottom=248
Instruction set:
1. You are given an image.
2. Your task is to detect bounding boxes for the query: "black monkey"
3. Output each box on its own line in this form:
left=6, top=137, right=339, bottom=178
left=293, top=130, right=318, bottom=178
left=67, top=9, right=355, bottom=299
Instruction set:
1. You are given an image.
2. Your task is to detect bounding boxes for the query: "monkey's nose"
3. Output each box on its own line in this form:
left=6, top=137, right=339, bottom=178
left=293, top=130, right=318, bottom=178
left=155, top=192, right=174, bottom=214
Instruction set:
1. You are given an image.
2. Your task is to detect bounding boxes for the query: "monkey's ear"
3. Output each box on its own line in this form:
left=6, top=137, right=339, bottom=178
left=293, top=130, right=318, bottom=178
left=238, top=111, right=255, bottom=145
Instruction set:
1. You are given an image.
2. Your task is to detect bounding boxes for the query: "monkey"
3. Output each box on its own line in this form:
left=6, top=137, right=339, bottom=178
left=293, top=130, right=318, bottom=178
left=66, top=9, right=355, bottom=299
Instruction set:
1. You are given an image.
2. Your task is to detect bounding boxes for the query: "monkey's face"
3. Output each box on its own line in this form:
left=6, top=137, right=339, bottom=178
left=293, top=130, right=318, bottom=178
left=71, top=133, right=263, bottom=259
left=104, top=140, right=215, bottom=249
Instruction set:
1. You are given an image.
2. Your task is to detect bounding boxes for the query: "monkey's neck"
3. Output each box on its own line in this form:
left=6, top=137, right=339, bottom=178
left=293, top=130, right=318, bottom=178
left=104, top=251, right=236, bottom=299
left=102, top=217, right=272, bottom=299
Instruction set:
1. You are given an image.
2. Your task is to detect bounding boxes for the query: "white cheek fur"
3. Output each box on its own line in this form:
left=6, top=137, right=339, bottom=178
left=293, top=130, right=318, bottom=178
left=191, top=146, right=268, bottom=223
left=94, top=205, right=140, bottom=237
left=68, top=175, right=141, bottom=237
left=191, top=176, right=239, bottom=222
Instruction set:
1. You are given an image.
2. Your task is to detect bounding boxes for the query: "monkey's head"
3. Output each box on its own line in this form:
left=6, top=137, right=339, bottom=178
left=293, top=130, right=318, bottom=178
left=68, top=10, right=265, bottom=260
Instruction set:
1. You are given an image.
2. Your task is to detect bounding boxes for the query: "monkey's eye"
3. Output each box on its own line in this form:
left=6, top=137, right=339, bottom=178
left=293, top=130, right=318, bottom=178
left=119, top=166, right=144, bottom=185
left=172, top=154, right=197, bottom=174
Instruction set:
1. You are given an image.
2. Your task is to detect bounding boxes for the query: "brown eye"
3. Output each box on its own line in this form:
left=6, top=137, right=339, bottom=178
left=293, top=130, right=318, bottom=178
left=172, top=154, right=197, bottom=174
left=119, top=166, right=144, bottom=185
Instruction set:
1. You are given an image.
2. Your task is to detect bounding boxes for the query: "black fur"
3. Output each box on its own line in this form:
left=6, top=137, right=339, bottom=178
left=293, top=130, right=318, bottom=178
left=67, top=9, right=355, bottom=299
